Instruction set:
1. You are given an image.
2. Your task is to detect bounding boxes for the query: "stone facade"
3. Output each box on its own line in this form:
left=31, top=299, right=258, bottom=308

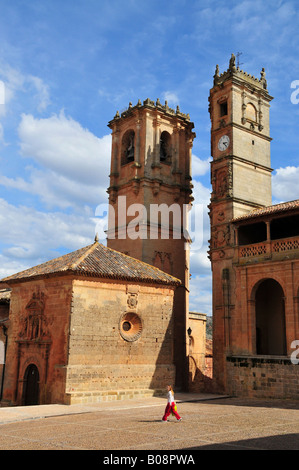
left=66, top=279, right=176, bottom=403
left=227, top=357, right=299, bottom=399
left=209, top=54, right=299, bottom=399
left=188, top=312, right=212, bottom=393
left=0, top=242, right=179, bottom=405
left=1, top=278, right=72, bottom=405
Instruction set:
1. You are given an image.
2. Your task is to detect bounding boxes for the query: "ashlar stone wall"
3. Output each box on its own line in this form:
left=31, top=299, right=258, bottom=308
left=65, top=278, right=176, bottom=403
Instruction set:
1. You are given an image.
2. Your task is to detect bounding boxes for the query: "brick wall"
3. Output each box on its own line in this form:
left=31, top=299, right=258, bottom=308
left=226, top=356, right=299, bottom=399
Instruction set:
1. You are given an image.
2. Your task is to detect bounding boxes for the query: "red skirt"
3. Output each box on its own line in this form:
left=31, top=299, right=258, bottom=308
left=162, top=402, right=181, bottom=421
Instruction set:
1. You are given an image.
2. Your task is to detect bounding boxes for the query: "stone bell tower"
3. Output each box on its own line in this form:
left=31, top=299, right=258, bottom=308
left=208, top=54, right=273, bottom=391
left=107, top=98, right=195, bottom=390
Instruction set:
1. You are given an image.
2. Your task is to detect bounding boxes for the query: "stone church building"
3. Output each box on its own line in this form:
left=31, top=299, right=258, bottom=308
left=0, top=242, right=181, bottom=405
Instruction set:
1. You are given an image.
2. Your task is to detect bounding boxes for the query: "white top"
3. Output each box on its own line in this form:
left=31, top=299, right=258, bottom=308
left=167, top=390, right=174, bottom=404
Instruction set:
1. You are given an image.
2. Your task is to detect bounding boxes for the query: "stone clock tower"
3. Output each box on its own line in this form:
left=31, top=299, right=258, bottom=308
left=208, top=54, right=273, bottom=391
left=107, top=98, right=195, bottom=390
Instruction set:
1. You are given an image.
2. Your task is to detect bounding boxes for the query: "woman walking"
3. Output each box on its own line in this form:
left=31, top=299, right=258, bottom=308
left=162, top=385, right=182, bottom=422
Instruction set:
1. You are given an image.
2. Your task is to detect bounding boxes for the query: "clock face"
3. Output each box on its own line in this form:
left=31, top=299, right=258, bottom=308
left=218, top=135, right=230, bottom=151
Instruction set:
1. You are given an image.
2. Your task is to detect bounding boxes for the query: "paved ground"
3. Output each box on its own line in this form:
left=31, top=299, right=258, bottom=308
left=0, top=393, right=299, bottom=452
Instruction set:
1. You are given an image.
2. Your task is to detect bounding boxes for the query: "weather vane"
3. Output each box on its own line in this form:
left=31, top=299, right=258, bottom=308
left=236, top=52, right=243, bottom=68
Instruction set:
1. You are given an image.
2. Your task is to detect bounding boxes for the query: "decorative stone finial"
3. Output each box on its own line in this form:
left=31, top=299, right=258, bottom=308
left=94, top=233, right=99, bottom=243
left=229, top=53, right=236, bottom=72
left=260, top=67, right=267, bottom=89
left=213, top=64, right=220, bottom=85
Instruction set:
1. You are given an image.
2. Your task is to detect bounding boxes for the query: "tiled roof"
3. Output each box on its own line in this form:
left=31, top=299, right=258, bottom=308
left=232, top=199, right=299, bottom=223
left=0, top=242, right=181, bottom=286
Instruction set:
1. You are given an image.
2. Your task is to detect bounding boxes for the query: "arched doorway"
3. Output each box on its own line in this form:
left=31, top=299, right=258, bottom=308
left=23, top=364, right=40, bottom=405
left=255, top=279, right=286, bottom=355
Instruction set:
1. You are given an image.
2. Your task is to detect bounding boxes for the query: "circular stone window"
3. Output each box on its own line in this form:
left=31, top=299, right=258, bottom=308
left=119, top=312, right=142, bottom=342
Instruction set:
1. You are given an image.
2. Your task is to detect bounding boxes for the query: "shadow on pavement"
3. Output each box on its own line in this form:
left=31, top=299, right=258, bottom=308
left=191, top=397, right=299, bottom=411
left=185, top=433, right=299, bottom=450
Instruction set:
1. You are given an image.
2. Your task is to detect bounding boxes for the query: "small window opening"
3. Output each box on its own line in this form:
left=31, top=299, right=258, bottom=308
left=119, top=312, right=143, bottom=342
left=121, top=130, right=135, bottom=165
left=122, top=321, right=131, bottom=332
left=160, top=131, right=172, bottom=164
left=220, top=102, right=228, bottom=117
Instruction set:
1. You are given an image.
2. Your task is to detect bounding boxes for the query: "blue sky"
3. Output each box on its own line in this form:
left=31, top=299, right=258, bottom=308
left=0, top=0, right=299, bottom=315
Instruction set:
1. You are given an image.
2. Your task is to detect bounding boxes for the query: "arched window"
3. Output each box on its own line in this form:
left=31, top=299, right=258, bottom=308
left=255, top=279, right=286, bottom=355
left=121, top=130, right=135, bottom=165
left=160, top=131, right=172, bottom=164
left=246, top=103, right=257, bottom=122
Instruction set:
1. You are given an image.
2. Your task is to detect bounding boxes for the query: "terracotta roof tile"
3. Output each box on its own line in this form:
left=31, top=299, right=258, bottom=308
left=232, top=199, right=299, bottom=223
left=0, top=242, right=181, bottom=286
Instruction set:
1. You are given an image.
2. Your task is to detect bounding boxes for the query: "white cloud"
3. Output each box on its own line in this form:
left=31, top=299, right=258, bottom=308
left=188, top=177, right=211, bottom=280
left=190, top=248, right=210, bottom=274
left=189, top=273, right=212, bottom=315
left=0, top=168, right=104, bottom=209
left=0, top=112, right=112, bottom=209
left=162, top=91, right=179, bottom=106
left=272, top=166, right=299, bottom=202
left=0, top=63, right=24, bottom=105
left=28, top=75, right=51, bottom=112
left=0, top=80, right=4, bottom=116
left=0, top=197, right=96, bottom=278
left=192, top=154, right=211, bottom=177
left=0, top=123, right=4, bottom=143
left=0, top=255, right=30, bottom=279
left=12, top=112, right=211, bottom=211
left=18, top=111, right=110, bottom=183
left=0, top=63, right=50, bottom=114
left=192, top=178, right=211, bottom=204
